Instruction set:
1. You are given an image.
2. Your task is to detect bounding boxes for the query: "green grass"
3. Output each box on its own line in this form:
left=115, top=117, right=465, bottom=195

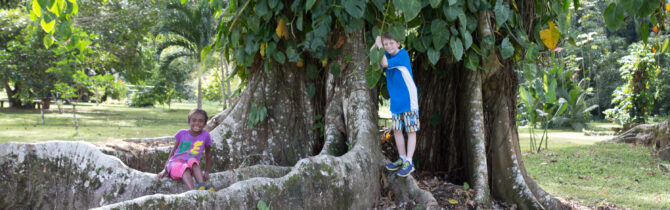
left=0, top=101, right=223, bottom=143
left=521, top=126, right=670, bottom=209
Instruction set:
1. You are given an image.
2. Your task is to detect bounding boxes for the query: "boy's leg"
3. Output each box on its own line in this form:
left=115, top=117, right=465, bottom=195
left=406, top=131, right=416, bottom=160
left=404, top=110, right=420, bottom=160
left=393, top=129, right=406, bottom=157
left=182, top=168, right=194, bottom=189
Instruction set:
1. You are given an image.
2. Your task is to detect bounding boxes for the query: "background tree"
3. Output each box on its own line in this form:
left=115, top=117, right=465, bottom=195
left=153, top=0, right=217, bottom=110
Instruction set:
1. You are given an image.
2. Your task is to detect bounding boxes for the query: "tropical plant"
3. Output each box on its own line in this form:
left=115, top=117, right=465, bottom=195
left=604, top=42, right=662, bottom=127
left=153, top=0, right=217, bottom=109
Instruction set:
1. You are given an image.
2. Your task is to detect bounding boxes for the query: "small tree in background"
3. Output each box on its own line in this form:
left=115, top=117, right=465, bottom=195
left=51, top=82, right=79, bottom=136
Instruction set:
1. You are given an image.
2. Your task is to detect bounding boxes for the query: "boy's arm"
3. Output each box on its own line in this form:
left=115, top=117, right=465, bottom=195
left=381, top=55, right=389, bottom=68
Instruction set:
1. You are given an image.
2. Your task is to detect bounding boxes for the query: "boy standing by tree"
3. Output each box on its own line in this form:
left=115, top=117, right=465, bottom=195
left=373, top=33, right=420, bottom=177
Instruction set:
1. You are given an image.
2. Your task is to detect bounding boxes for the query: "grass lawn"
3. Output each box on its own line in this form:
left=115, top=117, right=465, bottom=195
left=521, top=125, right=670, bottom=209
left=0, top=101, right=223, bottom=143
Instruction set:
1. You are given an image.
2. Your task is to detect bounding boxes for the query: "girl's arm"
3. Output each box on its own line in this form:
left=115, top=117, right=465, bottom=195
left=157, top=141, right=179, bottom=179
left=204, top=146, right=212, bottom=180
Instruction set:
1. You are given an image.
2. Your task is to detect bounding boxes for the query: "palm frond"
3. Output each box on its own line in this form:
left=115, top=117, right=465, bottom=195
left=159, top=50, right=194, bottom=71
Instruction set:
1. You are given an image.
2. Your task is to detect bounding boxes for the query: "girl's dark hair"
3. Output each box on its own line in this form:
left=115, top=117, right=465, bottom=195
left=188, top=109, right=208, bottom=122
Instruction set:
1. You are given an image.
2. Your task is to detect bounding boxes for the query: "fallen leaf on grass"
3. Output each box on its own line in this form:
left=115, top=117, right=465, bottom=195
left=540, top=162, right=548, bottom=166
left=602, top=190, right=608, bottom=194
left=647, top=171, right=655, bottom=176
left=448, top=199, right=459, bottom=204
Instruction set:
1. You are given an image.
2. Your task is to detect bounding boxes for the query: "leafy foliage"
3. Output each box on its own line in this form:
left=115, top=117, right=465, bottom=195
left=604, top=42, right=662, bottom=125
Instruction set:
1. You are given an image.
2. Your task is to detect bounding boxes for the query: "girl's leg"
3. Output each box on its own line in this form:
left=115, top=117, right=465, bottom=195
left=406, top=131, right=416, bottom=160
left=191, top=164, right=204, bottom=184
left=393, top=129, right=406, bottom=157
left=182, top=168, right=194, bottom=189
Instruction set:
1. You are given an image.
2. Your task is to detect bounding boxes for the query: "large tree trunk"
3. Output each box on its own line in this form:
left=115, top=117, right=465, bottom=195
left=610, top=119, right=670, bottom=161
left=3, top=81, right=28, bottom=109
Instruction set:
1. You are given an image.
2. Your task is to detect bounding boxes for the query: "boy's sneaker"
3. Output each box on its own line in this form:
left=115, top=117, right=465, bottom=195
left=385, top=159, right=404, bottom=171
left=397, top=161, right=414, bottom=177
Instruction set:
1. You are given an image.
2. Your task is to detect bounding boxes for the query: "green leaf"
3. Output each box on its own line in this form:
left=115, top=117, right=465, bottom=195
left=369, top=48, right=385, bottom=65
left=466, top=0, right=479, bottom=12
left=429, top=0, right=441, bottom=8
left=365, top=65, right=381, bottom=89
left=637, top=0, right=658, bottom=17
left=555, top=98, right=568, bottom=118
left=463, top=182, right=470, bottom=190
left=343, top=0, right=366, bottom=18
left=389, top=24, right=405, bottom=43
left=330, top=63, right=340, bottom=77
left=494, top=0, right=510, bottom=28
left=427, top=47, right=440, bottom=65
left=257, top=200, right=269, bottom=210
left=604, top=3, right=624, bottom=31
left=297, top=14, right=303, bottom=31
left=43, top=35, right=54, bottom=49
left=305, top=0, right=316, bottom=12
left=448, top=0, right=457, bottom=6
left=461, top=28, right=472, bottom=50
left=500, top=37, right=514, bottom=59
left=40, top=18, right=55, bottom=33
left=620, top=0, right=641, bottom=15
left=268, top=0, right=279, bottom=9
left=572, top=0, right=579, bottom=11
left=181, top=0, right=187, bottom=4
left=307, top=64, right=319, bottom=79
left=464, top=51, right=479, bottom=71
left=394, top=0, right=422, bottom=22
left=443, top=4, right=462, bottom=22
left=286, top=46, right=299, bottom=62
left=431, top=20, right=449, bottom=50
left=273, top=50, right=286, bottom=64
left=662, top=38, right=669, bottom=53
left=307, top=83, right=316, bottom=98
left=200, top=45, right=212, bottom=61
left=457, top=13, right=467, bottom=29
left=450, top=36, right=463, bottom=61
left=640, top=22, right=649, bottom=44
left=255, top=0, right=270, bottom=19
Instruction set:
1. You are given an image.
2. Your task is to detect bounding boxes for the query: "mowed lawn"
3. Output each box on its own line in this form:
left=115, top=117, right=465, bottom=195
left=0, top=101, right=223, bottom=143
left=520, top=125, right=670, bottom=209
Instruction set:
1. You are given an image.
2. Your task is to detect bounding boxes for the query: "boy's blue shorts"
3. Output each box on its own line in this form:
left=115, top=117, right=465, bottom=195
left=391, top=109, right=420, bottom=133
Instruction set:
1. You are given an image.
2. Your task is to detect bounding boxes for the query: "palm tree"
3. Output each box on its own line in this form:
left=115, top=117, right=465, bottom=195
left=154, top=0, right=216, bottom=109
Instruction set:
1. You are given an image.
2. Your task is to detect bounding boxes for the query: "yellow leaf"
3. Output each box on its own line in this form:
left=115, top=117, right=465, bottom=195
left=666, top=3, right=670, bottom=11
left=260, top=42, right=267, bottom=57
left=539, top=21, right=559, bottom=50
left=297, top=58, right=304, bottom=67
left=321, top=59, right=328, bottom=67
left=40, top=19, right=55, bottom=33
left=275, top=18, right=288, bottom=39
left=32, top=0, right=42, bottom=17
left=448, top=199, right=459, bottom=204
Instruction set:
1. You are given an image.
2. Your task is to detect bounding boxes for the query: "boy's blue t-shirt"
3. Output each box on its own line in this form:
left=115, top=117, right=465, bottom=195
left=384, top=49, right=419, bottom=114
